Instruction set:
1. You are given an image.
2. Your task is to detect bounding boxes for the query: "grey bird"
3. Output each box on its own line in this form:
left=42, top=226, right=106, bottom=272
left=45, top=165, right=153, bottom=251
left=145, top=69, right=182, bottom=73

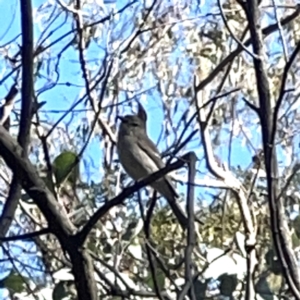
left=116, top=103, right=188, bottom=229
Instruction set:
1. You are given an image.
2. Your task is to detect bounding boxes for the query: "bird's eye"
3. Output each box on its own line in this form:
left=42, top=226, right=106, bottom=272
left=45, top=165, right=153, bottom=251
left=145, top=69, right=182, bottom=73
left=131, top=123, right=139, bottom=127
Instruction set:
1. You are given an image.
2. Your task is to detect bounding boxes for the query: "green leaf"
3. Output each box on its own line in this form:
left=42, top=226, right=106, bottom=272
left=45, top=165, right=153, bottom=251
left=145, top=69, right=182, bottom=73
left=145, top=269, right=165, bottom=291
left=52, top=281, right=74, bottom=300
left=218, top=274, right=238, bottom=296
left=265, top=249, right=282, bottom=275
left=53, top=151, right=79, bottom=186
left=256, top=272, right=283, bottom=297
left=293, top=215, right=300, bottom=239
left=2, top=271, right=25, bottom=293
left=292, top=231, right=300, bottom=248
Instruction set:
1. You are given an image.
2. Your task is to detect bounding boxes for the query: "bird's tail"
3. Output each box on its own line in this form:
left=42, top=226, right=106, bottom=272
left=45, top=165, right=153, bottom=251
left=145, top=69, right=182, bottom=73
left=152, top=179, right=188, bottom=229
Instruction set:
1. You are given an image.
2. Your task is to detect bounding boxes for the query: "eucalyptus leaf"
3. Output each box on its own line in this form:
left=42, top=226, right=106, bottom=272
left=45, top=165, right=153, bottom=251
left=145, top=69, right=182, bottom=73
left=145, top=269, right=165, bottom=291
left=2, top=271, right=25, bottom=293
left=53, top=151, right=79, bottom=187
left=52, top=281, right=75, bottom=300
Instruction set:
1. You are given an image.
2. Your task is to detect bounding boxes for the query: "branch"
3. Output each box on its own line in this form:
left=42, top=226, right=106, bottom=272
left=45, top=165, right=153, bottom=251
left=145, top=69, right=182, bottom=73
left=0, top=0, right=34, bottom=243
left=271, top=41, right=300, bottom=143
left=184, top=153, right=197, bottom=300
left=218, top=0, right=258, bottom=59
left=76, top=152, right=194, bottom=244
left=0, top=228, right=50, bottom=242
left=138, top=192, right=165, bottom=300
left=194, top=75, right=257, bottom=300
left=0, top=126, right=75, bottom=234
left=195, top=8, right=300, bottom=93
left=245, top=0, right=300, bottom=297
left=0, top=126, right=97, bottom=300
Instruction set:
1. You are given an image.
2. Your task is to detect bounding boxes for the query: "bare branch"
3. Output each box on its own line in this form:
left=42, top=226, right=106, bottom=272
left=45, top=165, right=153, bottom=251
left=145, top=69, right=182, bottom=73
left=194, top=75, right=257, bottom=300
left=0, top=228, right=50, bottom=242
left=0, top=0, right=34, bottom=244
left=218, top=0, right=258, bottom=59
left=245, top=0, right=300, bottom=297
left=0, top=126, right=98, bottom=300
left=184, top=153, right=197, bottom=300
left=195, top=8, right=300, bottom=93
left=76, top=152, right=196, bottom=244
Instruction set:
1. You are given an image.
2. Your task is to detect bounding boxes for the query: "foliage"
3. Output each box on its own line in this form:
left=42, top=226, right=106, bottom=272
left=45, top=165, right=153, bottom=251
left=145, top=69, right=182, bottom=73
left=0, top=0, right=300, bottom=299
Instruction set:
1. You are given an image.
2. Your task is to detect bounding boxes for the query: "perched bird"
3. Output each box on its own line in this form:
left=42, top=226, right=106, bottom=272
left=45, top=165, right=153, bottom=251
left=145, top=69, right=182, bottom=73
left=116, top=103, right=187, bottom=229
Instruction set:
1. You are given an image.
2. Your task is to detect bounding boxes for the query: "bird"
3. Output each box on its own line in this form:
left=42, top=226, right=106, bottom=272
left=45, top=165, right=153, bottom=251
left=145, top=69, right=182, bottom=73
left=116, top=103, right=188, bottom=229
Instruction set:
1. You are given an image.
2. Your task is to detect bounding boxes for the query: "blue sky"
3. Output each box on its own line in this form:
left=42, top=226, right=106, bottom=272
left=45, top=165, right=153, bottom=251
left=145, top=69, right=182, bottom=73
left=0, top=0, right=254, bottom=179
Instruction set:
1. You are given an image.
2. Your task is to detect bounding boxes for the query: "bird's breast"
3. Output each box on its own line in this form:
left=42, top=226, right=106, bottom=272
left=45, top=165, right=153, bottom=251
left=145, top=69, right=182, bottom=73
left=117, top=136, right=160, bottom=181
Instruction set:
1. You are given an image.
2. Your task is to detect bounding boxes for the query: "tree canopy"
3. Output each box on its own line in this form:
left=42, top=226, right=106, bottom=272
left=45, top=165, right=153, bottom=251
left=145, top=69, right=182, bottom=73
left=0, top=0, right=300, bottom=299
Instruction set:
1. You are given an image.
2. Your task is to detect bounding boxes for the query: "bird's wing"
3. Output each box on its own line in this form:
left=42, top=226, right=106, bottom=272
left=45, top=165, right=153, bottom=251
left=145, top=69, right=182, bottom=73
left=137, top=135, right=178, bottom=197
left=137, top=136, right=165, bottom=169
left=136, top=136, right=185, bottom=227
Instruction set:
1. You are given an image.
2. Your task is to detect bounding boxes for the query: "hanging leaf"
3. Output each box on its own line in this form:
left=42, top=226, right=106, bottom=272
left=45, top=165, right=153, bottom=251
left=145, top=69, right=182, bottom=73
left=293, top=215, right=300, bottom=239
left=145, top=269, right=165, bottom=291
left=265, top=249, right=282, bottom=275
left=255, top=272, right=283, bottom=297
left=1, top=271, right=25, bottom=293
left=52, top=281, right=75, bottom=300
left=218, top=274, right=238, bottom=296
left=53, top=151, right=79, bottom=187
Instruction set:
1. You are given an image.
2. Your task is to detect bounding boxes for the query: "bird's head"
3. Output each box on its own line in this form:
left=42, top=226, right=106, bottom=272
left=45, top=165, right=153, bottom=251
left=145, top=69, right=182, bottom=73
left=117, top=103, right=147, bottom=136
